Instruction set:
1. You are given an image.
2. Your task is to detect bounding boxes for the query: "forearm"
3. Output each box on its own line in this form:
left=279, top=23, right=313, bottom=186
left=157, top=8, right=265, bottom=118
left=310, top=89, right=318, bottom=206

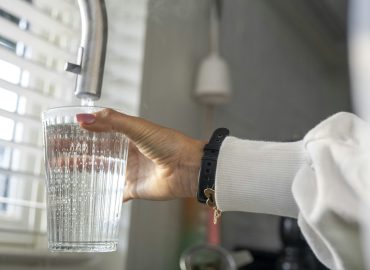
left=215, top=136, right=306, bottom=218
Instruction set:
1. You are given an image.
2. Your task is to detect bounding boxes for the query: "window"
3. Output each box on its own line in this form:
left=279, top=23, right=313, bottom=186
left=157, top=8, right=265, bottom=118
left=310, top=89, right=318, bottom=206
left=0, top=0, right=78, bottom=248
left=0, top=10, right=29, bottom=217
left=0, top=0, right=148, bottom=256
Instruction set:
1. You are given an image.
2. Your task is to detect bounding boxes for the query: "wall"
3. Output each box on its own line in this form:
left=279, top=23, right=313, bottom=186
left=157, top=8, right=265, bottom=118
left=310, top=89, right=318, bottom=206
left=125, top=0, right=210, bottom=269
left=215, top=0, right=351, bottom=252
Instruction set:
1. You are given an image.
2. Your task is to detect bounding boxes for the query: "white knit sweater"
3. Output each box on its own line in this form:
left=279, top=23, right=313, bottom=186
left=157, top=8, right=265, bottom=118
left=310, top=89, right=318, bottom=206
left=215, top=112, right=370, bottom=270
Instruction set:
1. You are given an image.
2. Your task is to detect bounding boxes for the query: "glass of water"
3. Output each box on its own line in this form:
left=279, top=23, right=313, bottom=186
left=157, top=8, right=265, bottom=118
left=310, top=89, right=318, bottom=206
left=42, top=106, right=128, bottom=252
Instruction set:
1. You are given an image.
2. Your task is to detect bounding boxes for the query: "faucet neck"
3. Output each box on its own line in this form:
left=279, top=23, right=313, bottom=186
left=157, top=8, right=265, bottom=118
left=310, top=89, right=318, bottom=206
left=65, top=0, right=108, bottom=101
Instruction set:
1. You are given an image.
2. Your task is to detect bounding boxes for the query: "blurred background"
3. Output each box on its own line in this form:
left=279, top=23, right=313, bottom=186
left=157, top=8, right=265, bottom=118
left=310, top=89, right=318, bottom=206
left=0, top=0, right=367, bottom=269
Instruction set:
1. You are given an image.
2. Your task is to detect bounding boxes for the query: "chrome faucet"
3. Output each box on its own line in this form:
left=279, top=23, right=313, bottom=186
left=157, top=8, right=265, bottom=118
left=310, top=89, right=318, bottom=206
left=65, top=0, right=108, bottom=101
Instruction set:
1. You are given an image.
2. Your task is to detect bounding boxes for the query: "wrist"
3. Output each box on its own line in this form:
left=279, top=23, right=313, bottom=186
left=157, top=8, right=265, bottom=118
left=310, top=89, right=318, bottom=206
left=179, top=138, right=206, bottom=198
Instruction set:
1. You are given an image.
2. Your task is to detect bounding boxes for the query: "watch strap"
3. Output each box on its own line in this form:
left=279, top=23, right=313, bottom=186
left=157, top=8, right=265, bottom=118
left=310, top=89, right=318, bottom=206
left=197, top=128, right=229, bottom=204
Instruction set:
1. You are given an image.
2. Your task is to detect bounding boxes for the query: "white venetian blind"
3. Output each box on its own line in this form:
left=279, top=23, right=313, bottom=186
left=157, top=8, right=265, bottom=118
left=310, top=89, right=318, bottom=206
left=101, top=0, right=148, bottom=114
left=0, top=0, right=148, bottom=250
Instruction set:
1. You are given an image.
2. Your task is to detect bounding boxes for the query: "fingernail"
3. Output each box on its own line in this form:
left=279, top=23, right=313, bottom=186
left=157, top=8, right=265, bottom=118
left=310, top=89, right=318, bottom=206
left=76, top=113, right=96, bottom=124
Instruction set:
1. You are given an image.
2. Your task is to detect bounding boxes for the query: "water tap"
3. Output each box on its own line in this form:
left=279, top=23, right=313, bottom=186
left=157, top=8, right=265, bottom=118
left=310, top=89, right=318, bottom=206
left=65, top=0, right=108, bottom=101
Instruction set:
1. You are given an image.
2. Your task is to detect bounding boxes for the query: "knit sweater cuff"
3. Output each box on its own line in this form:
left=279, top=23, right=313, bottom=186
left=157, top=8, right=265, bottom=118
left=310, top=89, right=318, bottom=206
left=215, top=136, right=306, bottom=218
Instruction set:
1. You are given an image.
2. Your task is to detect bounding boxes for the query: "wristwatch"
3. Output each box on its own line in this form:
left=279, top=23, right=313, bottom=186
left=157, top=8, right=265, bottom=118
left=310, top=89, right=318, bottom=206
left=197, top=128, right=229, bottom=206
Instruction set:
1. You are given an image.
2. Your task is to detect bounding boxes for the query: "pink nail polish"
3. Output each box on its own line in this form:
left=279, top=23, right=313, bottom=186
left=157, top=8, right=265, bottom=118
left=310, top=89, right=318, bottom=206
left=76, top=113, right=96, bottom=124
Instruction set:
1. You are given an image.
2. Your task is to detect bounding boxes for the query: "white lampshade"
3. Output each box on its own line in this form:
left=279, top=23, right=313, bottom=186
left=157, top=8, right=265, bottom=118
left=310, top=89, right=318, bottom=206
left=195, top=53, right=232, bottom=105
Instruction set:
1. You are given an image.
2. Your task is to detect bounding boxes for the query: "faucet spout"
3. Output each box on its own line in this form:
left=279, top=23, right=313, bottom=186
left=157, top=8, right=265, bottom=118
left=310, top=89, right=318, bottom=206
left=65, top=0, right=108, bottom=101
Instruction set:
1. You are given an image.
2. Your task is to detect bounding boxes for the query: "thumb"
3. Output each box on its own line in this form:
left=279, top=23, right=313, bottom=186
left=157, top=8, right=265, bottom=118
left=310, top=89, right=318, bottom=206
left=76, top=108, right=163, bottom=143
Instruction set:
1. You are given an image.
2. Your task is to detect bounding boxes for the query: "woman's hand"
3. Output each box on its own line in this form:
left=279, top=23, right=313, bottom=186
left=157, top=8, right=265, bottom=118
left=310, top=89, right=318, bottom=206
left=76, top=109, right=204, bottom=202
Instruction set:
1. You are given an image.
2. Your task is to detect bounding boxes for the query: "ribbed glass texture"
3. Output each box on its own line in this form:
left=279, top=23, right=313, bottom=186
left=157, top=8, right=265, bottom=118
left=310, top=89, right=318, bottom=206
left=42, top=106, right=128, bottom=252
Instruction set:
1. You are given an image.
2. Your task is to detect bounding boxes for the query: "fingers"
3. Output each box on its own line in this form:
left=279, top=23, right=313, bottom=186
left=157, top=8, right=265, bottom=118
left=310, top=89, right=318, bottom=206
left=77, top=109, right=116, bottom=133
left=77, top=108, right=162, bottom=143
left=123, top=141, right=139, bottom=202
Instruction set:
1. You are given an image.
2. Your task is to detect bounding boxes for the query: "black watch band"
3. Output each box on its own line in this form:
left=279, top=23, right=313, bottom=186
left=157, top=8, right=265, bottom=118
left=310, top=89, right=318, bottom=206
left=197, top=128, right=230, bottom=204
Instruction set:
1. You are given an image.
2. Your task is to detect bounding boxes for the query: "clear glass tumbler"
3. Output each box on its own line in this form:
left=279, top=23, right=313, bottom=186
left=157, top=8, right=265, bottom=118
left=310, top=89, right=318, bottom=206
left=42, top=106, right=128, bottom=252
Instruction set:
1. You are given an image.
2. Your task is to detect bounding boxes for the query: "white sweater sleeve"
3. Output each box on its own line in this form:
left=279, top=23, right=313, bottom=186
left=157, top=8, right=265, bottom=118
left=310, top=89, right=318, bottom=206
left=215, top=112, right=370, bottom=270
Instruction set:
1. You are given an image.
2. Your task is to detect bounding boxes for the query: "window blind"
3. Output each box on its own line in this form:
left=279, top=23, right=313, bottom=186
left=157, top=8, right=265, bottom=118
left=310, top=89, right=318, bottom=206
left=101, top=0, right=148, bottom=114
left=0, top=0, right=148, bottom=250
left=0, top=0, right=80, bottom=246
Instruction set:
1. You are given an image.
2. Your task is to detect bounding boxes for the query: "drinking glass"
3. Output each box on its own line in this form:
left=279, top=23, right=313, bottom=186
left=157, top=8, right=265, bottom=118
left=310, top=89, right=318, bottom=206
left=42, top=106, right=128, bottom=252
